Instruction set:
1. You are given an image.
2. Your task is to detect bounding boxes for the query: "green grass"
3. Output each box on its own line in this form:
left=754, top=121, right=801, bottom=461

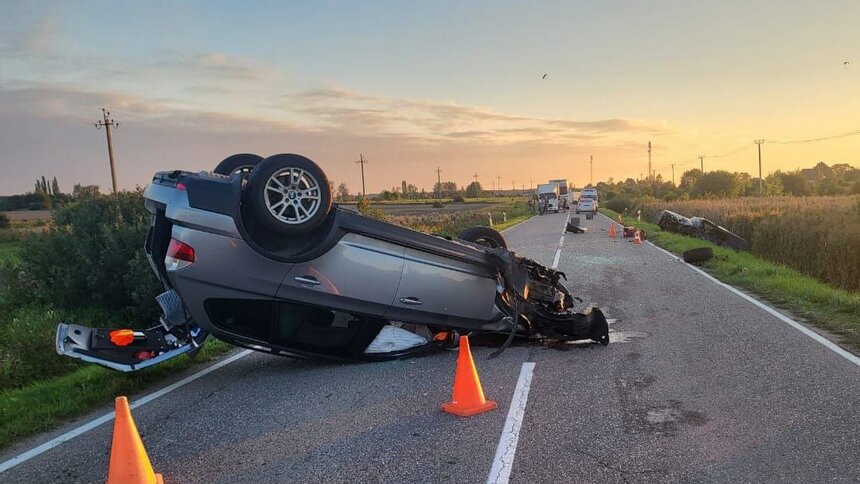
left=0, top=241, right=21, bottom=266
left=601, top=208, right=860, bottom=350
left=0, top=338, right=232, bottom=449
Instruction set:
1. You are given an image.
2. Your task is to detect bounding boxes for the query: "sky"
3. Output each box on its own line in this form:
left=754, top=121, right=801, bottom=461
left=1, top=0, right=858, bottom=195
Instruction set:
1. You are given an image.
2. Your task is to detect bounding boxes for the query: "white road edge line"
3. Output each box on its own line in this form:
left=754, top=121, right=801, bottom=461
left=551, top=249, right=561, bottom=269
left=598, top=210, right=860, bottom=368
left=0, top=349, right=255, bottom=474
left=646, top=240, right=860, bottom=368
left=558, top=235, right=564, bottom=246
left=486, top=362, right=536, bottom=484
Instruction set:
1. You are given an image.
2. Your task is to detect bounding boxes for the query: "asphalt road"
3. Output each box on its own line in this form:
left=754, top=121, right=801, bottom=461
left=2, top=210, right=859, bottom=483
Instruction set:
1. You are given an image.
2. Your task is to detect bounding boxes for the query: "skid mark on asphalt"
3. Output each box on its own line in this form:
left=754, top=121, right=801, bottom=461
left=486, top=362, right=536, bottom=484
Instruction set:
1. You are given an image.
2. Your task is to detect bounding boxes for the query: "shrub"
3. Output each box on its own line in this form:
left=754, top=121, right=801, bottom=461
left=452, top=195, right=465, bottom=203
left=604, top=196, right=635, bottom=214
left=12, top=190, right=163, bottom=325
left=432, top=201, right=444, bottom=208
left=356, top=197, right=386, bottom=220
left=0, top=213, right=9, bottom=229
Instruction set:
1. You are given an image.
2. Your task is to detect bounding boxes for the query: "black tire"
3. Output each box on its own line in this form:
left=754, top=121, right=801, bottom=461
left=683, top=247, right=713, bottom=263
left=247, top=154, right=332, bottom=235
left=213, top=153, right=263, bottom=178
left=458, top=226, right=508, bottom=249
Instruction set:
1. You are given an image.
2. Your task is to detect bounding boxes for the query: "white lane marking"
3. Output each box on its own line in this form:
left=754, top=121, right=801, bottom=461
left=558, top=236, right=564, bottom=246
left=551, top=249, right=561, bottom=269
left=486, top=362, right=536, bottom=484
left=646, top=241, right=860, bottom=368
left=0, top=349, right=255, bottom=474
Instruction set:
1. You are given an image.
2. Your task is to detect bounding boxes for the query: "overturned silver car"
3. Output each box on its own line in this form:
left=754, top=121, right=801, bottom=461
left=57, top=154, right=609, bottom=371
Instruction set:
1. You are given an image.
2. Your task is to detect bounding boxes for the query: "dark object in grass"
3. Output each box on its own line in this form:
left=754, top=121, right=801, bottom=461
left=655, top=210, right=748, bottom=250
left=432, top=201, right=444, bottom=208
left=683, top=247, right=714, bottom=264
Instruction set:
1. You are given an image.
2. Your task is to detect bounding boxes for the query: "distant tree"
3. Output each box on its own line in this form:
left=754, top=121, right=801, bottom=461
left=337, top=182, right=350, bottom=201
left=401, top=180, right=408, bottom=198
left=465, top=181, right=483, bottom=198
left=776, top=171, right=810, bottom=196
left=41, top=176, right=49, bottom=195
left=34, top=179, right=42, bottom=195
left=679, top=169, right=702, bottom=192
left=72, top=184, right=101, bottom=200
left=406, top=184, right=418, bottom=199
left=51, top=177, right=61, bottom=196
left=692, top=171, right=741, bottom=197
left=433, top=181, right=458, bottom=198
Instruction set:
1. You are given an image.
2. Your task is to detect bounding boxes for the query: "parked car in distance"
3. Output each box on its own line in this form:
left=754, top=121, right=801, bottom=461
left=576, top=198, right=596, bottom=213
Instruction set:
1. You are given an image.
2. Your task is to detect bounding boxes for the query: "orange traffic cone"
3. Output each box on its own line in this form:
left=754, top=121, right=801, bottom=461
left=107, top=397, right=164, bottom=484
left=441, top=336, right=497, bottom=417
left=633, top=230, right=642, bottom=245
left=608, top=223, right=617, bottom=238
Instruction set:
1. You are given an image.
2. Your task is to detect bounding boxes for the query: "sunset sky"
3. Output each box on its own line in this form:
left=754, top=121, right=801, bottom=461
left=1, top=1, right=858, bottom=195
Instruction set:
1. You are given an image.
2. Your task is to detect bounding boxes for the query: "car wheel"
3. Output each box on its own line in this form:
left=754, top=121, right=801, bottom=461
left=682, top=247, right=713, bottom=264
left=213, top=153, right=263, bottom=178
left=247, top=154, right=332, bottom=235
left=458, top=226, right=508, bottom=249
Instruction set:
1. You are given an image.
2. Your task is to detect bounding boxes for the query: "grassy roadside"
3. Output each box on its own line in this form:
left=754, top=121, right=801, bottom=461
left=600, top=208, right=860, bottom=351
left=0, top=338, right=232, bottom=449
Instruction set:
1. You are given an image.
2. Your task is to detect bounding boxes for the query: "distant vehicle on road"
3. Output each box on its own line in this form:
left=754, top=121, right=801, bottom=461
left=537, top=183, right=560, bottom=213
left=655, top=210, right=748, bottom=250
left=56, top=153, right=609, bottom=371
left=548, top=179, right=570, bottom=210
left=576, top=198, right=596, bottom=214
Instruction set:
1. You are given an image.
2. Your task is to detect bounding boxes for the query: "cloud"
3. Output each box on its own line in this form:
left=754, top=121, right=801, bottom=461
left=10, top=16, right=59, bottom=54
left=287, top=86, right=672, bottom=144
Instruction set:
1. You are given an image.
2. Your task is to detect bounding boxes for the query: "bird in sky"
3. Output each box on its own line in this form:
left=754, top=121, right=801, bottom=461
left=542, top=73, right=547, bottom=79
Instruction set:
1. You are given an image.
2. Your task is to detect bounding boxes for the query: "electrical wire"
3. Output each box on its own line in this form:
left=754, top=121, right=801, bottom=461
left=765, top=129, right=860, bottom=144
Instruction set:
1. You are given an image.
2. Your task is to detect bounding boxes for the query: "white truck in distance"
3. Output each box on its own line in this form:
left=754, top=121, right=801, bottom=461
left=548, top=179, right=570, bottom=210
left=537, top=183, right=560, bottom=213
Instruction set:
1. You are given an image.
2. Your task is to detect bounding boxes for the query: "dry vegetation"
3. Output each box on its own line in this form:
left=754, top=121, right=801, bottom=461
left=641, top=195, right=860, bottom=291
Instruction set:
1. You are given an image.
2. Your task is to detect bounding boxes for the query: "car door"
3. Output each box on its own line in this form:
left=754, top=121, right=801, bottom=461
left=276, top=233, right=405, bottom=317
left=385, top=248, right=498, bottom=327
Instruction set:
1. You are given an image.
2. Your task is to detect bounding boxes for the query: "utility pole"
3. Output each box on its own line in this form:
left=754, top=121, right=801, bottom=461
left=754, top=140, right=765, bottom=195
left=671, top=163, right=676, bottom=186
left=589, top=155, right=593, bottom=185
left=436, top=166, right=442, bottom=201
left=647, top=141, right=652, bottom=182
left=496, top=175, right=501, bottom=196
left=698, top=155, right=704, bottom=173
left=94, top=108, right=120, bottom=193
left=473, top=172, right=479, bottom=184
left=355, top=154, right=368, bottom=197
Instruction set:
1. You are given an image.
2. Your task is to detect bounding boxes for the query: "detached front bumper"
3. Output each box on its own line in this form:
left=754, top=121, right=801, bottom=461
left=55, top=290, right=208, bottom=372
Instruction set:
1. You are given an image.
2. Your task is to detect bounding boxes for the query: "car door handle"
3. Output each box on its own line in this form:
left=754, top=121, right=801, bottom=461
left=399, top=297, right=423, bottom=306
left=294, top=275, right=320, bottom=286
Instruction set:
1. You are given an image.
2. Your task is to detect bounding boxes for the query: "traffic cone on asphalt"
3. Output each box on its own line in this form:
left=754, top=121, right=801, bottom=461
left=107, top=397, right=164, bottom=484
left=442, top=336, right=497, bottom=417
left=608, top=223, right=617, bottom=238
left=633, top=230, right=642, bottom=245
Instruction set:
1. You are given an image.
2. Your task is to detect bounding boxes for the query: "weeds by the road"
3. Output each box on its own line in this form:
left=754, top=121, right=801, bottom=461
left=637, top=196, right=860, bottom=292
left=601, top=208, right=860, bottom=351
left=387, top=199, right=533, bottom=235
left=0, top=339, right=232, bottom=449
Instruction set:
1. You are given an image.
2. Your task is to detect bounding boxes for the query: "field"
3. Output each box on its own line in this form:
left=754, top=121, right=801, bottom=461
left=640, top=195, right=860, bottom=292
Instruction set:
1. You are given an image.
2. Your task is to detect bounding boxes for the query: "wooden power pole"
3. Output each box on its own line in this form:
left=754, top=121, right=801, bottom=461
left=754, top=140, right=765, bottom=195
left=355, top=154, right=368, bottom=197
left=94, top=108, right=119, bottom=193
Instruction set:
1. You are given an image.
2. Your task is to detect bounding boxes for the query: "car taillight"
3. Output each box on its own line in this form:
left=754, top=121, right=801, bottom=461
left=176, top=182, right=187, bottom=191
left=165, top=238, right=195, bottom=271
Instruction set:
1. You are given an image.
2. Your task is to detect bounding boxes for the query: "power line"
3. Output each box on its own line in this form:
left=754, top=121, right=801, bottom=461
left=765, top=128, right=860, bottom=144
